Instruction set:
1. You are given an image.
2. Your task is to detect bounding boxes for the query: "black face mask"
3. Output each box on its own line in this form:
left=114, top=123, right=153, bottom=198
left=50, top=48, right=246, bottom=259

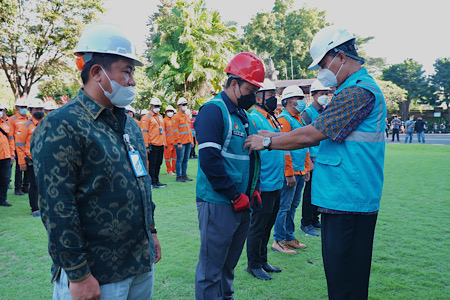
left=264, top=96, right=278, bottom=113
left=33, top=112, right=44, bottom=120
left=235, top=86, right=256, bottom=111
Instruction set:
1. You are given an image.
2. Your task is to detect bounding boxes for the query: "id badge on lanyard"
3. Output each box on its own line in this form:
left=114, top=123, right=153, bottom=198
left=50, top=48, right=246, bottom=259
left=124, top=134, right=148, bottom=178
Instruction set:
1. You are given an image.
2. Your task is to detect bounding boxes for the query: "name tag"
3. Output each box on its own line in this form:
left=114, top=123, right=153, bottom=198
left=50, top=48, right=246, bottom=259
left=128, top=150, right=148, bottom=177
left=232, top=130, right=245, bottom=138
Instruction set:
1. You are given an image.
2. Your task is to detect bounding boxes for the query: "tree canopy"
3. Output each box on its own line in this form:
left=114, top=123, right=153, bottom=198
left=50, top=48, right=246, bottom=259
left=145, top=0, right=240, bottom=108
left=430, top=57, right=450, bottom=119
left=0, top=0, right=103, bottom=99
left=242, top=0, right=329, bottom=80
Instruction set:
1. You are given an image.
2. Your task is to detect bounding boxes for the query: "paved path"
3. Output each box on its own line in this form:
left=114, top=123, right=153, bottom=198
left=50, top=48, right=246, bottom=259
left=386, top=133, right=450, bottom=145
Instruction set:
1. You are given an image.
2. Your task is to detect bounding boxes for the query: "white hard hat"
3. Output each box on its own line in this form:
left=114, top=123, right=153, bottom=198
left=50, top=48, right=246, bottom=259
left=150, top=97, right=162, bottom=106
left=125, top=105, right=136, bottom=113
left=0, top=104, right=7, bottom=110
left=308, top=26, right=355, bottom=70
left=310, top=80, right=331, bottom=93
left=15, top=98, right=28, bottom=107
left=281, top=85, right=305, bottom=101
left=27, top=98, right=45, bottom=108
left=165, top=105, right=175, bottom=112
left=141, top=109, right=149, bottom=115
left=74, top=22, right=143, bottom=67
left=259, top=78, right=280, bottom=93
left=43, top=100, right=58, bottom=110
left=177, top=97, right=188, bottom=105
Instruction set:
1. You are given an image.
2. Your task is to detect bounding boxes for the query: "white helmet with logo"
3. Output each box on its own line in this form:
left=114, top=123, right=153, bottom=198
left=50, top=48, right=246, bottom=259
left=15, top=98, right=28, bottom=107
left=125, top=105, right=136, bottom=113
left=308, top=26, right=356, bottom=70
left=44, top=100, right=58, bottom=110
left=74, top=22, right=143, bottom=67
left=165, top=105, right=175, bottom=112
left=177, top=97, right=188, bottom=105
left=150, top=97, right=162, bottom=106
left=258, top=78, right=280, bottom=93
left=27, top=98, right=45, bottom=108
left=310, top=80, right=331, bottom=93
left=281, top=85, right=305, bottom=100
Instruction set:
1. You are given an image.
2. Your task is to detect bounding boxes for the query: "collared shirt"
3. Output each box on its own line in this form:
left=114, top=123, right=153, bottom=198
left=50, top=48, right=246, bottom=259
left=0, top=118, right=14, bottom=160
left=15, top=117, right=40, bottom=165
left=31, top=89, right=156, bottom=285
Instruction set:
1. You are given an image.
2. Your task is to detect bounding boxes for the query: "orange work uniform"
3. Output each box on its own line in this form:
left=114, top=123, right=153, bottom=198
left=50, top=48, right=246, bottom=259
left=0, top=118, right=15, bottom=160
left=172, top=111, right=193, bottom=146
left=10, top=113, right=30, bottom=136
left=15, top=117, right=41, bottom=166
left=163, top=116, right=176, bottom=173
left=139, top=111, right=166, bottom=147
left=278, top=111, right=310, bottom=176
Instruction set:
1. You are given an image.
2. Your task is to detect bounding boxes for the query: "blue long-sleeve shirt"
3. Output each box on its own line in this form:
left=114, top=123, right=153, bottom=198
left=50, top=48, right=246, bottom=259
left=194, top=91, right=259, bottom=201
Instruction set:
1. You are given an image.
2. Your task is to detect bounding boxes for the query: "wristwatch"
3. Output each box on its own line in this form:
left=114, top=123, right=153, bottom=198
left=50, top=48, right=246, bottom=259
left=262, top=137, right=272, bottom=150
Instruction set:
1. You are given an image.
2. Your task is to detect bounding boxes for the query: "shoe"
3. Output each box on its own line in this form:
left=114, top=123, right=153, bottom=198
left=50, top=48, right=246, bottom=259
left=0, top=201, right=12, bottom=207
left=31, top=211, right=41, bottom=217
left=156, top=182, right=167, bottom=187
left=312, top=221, right=321, bottom=229
left=176, top=176, right=186, bottom=182
left=271, top=240, right=297, bottom=255
left=15, top=190, right=25, bottom=196
left=8, top=184, right=13, bottom=189
left=182, top=175, right=193, bottom=181
left=246, top=268, right=272, bottom=280
left=22, top=187, right=29, bottom=194
left=167, top=172, right=176, bottom=176
left=286, top=239, right=307, bottom=249
left=262, top=262, right=281, bottom=273
left=301, top=224, right=319, bottom=236
left=151, top=184, right=159, bottom=189
left=193, top=155, right=198, bottom=159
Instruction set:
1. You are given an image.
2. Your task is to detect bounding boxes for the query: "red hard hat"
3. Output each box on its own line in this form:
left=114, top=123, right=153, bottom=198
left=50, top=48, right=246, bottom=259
left=224, top=52, right=265, bottom=88
left=191, top=110, right=198, bottom=116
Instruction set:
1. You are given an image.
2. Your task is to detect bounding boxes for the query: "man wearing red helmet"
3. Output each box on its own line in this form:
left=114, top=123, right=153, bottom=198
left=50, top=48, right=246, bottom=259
left=194, top=52, right=264, bottom=299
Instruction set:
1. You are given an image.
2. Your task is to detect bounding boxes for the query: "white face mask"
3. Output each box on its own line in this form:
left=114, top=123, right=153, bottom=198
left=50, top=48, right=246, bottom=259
left=317, top=95, right=329, bottom=106
left=153, top=108, right=160, bottom=114
left=98, top=67, right=136, bottom=108
left=166, top=112, right=174, bottom=118
left=181, top=106, right=187, bottom=112
left=0, top=111, right=3, bottom=118
left=317, top=54, right=344, bottom=87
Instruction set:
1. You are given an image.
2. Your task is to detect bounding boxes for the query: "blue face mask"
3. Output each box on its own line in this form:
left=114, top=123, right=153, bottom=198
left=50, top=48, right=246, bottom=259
left=295, top=100, right=306, bottom=113
left=19, top=108, right=28, bottom=115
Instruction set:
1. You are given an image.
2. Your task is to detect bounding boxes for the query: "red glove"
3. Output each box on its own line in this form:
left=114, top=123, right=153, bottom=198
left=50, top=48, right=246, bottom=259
left=231, top=193, right=250, bottom=212
left=251, top=190, right=262, bottom=211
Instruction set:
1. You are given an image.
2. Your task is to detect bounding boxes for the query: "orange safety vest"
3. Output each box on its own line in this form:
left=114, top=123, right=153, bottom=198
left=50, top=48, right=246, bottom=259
left=15, top=117, right=40, bottom=165
left=139, top=111, right=165, bottom=147
left=0, top=119, right=15, bottom=160
left=10, top=113, right=30, bottom=136
left=164, top=116, right=174, bottom=145
left=172, top=111, right=193, bottom=145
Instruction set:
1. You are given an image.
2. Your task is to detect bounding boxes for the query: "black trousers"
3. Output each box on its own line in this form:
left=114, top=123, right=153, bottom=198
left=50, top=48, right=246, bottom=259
left=321, top=213, right=378, bottom=300
left=391, top=128, right=399, bottom=141
left=190, top=137, right=197, bottom=158
left=301, top=169, right=320, bottom=226
left=0, top=158, right=10, bottom=203
left=27, top=165, right=39, bottom=212
left=246, top=190, right=280, bottom=269
left=14, top=151, right=29, bottom=190
left=148, top=145, right=164, bottom=185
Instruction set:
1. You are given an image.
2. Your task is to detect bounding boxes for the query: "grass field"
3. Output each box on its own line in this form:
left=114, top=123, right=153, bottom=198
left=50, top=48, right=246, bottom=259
left=0, top=144, right=449, bottom=299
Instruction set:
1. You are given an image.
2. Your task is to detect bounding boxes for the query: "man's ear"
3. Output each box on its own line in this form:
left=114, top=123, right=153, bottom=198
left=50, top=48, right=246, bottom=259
left=337, top=51, right=347, bottom=64
left=90, top=64, right=103, bottom=82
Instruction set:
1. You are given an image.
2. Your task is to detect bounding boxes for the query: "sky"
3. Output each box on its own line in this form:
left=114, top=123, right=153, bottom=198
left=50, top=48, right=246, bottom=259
left=101, top=0, right=449, bottom=75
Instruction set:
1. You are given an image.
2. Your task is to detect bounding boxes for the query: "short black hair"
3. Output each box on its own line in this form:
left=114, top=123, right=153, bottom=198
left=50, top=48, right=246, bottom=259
left=80, top=53, right=123, bottom=84
left=225, top=74, right=244, bottom=89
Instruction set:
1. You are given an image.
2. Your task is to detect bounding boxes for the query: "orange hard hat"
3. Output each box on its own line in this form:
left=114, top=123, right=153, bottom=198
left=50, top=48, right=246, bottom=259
left=224, top=52, right=265, bottom=88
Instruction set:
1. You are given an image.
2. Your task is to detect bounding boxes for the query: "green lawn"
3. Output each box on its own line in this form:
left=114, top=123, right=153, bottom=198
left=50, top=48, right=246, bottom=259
left=0, top=144, right=449, bottom=299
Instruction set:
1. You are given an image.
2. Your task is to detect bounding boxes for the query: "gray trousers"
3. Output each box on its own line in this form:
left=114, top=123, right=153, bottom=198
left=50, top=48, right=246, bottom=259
left=195, top=200, right=250, bottom=300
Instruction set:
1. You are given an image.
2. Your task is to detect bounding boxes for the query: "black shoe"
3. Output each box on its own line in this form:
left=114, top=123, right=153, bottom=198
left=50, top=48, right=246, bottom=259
left=312, top=221, right=321, bottom=229
left=176, top=176, right=186, bottom=182
left=262, top=262, right=282, bottom=273
left=246, top=267, right=272, bottom=280
left=151, top=184, right=159, bottom=189
left=22, top=188, right=29, bottom=194
left=15, top=190, right=25, bottom=196
left=0, top=201, right=12, bottom=207
left=156, top=182, right=167, bottom=187
left=182, top=175, right=193, bottom=181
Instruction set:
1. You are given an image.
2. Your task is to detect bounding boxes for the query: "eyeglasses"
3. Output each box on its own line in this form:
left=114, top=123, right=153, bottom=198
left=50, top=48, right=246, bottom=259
left=180, top=103, right=187, bottom=106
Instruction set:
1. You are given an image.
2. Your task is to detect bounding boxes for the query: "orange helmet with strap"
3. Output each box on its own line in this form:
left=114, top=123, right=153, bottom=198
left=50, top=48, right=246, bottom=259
left=224, top=52, right=265, bottom=88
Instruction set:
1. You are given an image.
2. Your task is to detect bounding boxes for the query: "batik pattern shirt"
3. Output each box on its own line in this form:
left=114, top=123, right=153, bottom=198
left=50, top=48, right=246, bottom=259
left=31, top=89, right=156, bottom=285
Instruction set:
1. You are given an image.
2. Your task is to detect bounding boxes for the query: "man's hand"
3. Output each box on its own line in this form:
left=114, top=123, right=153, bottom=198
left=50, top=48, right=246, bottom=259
left=153, top=233, right=161, bottom=264
left=69, top=274, right=100, bottom=300
left=177, top=144, right=182, bottom=150
left=10, top=156, right=15, bottom=165
left=286, top=176, right=296, bottom=187
left=305, top=171, right=311, bottom=182
left=19, top=164, right=27, bottom=172
left=243, top=135, right=264, bottom=154
left=191, top=142, right=194, bottom=147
